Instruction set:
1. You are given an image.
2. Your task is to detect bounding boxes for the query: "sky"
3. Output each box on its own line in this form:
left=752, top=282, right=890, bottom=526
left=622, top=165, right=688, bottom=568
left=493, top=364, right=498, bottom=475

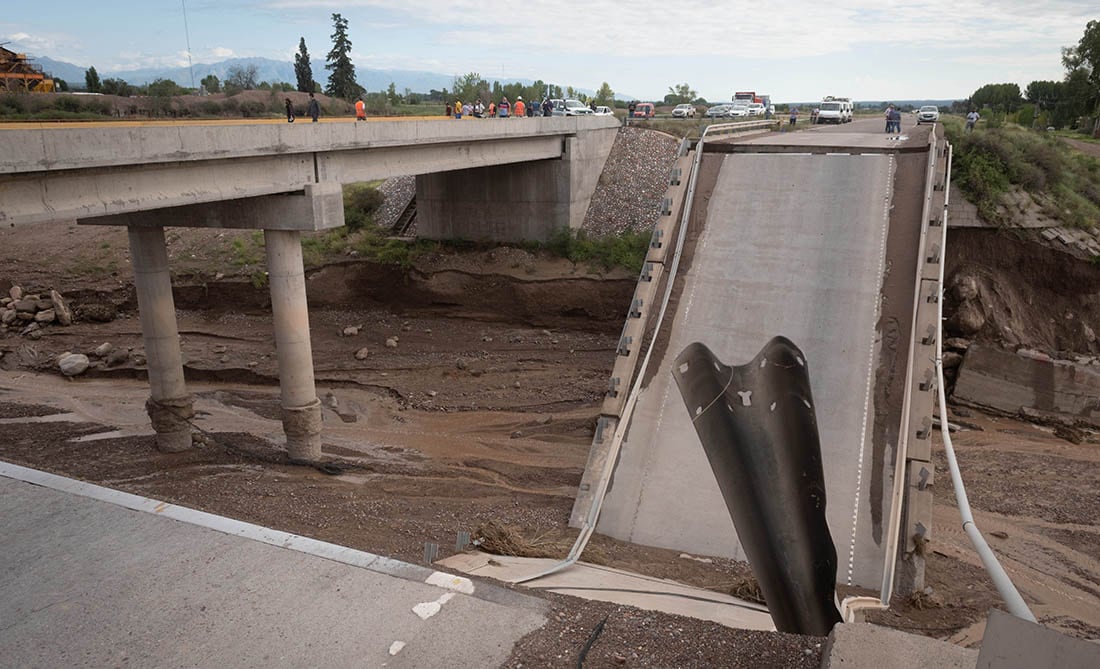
left=2, top=1, right=1092, bottom=102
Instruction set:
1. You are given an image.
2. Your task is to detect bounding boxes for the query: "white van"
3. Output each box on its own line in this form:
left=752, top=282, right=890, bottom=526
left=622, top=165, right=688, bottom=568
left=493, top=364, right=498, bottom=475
left=816, top=96, right=852, bottom=124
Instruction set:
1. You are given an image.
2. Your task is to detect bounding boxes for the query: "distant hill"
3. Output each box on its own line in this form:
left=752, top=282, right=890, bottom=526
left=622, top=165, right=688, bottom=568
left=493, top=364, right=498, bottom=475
left=26, top=55, right=588, bottom=96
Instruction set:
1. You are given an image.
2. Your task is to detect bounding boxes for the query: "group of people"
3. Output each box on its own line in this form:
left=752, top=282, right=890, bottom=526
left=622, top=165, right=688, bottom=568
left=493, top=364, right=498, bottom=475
left=446, top=96, right=559, bottom=119
left=283, top=93, right=323, bottom=123
left=884, top=105, right=902, bottom=133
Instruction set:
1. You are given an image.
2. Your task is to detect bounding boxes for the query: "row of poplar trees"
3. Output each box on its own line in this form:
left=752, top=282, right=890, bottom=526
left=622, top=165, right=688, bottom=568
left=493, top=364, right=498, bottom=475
left=293, top=13, right=361, bottom=101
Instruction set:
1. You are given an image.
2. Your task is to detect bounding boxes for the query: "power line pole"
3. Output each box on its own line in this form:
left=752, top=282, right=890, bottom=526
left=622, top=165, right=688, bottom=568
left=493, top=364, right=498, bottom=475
left=181, top=0, right=196, bottom=90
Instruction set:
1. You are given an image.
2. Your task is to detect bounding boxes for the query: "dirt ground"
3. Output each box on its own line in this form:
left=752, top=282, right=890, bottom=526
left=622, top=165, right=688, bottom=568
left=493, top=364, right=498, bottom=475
left=1, top=210, right=1098, bottom=665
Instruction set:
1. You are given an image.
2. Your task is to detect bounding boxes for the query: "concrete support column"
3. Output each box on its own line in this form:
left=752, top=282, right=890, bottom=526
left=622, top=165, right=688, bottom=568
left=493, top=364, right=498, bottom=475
left=127, top=226, right=193, bottom=452
left=264, top=229, right=322, bottom=461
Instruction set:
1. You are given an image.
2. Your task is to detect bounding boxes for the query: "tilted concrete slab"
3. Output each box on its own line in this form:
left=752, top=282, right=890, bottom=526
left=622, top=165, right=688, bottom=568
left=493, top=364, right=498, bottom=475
left=437, top=551, right=775, bottom=632
left=953, top=344, right=1100, bottom=426
left=596, top=151, right=900, bottom=590
left=976, top=609, right=1100, bottom=668
left=0, top=463, right=547, bottom=668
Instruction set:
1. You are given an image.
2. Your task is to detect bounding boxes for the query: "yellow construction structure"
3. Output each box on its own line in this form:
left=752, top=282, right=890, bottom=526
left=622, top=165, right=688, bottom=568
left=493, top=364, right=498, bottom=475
left=1, top=46, right=55, bottom=93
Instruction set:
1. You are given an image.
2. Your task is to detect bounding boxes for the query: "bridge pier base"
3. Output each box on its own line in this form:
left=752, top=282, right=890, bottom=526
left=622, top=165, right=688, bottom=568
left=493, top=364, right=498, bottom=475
left=264, top=229, right=323, bottom=461
left=127, top=226, right=194, bottom=453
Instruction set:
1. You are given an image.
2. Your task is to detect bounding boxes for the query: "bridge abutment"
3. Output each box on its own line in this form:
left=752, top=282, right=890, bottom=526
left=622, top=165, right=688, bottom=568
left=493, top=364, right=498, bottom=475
left=416, top=128, right=617, bottom=241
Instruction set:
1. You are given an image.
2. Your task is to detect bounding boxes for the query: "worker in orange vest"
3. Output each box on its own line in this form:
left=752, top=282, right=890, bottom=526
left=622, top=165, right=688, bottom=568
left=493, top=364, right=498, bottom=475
left=514, top=96, right=526, bottom=118
left=355, top=97, right=366, bottom=121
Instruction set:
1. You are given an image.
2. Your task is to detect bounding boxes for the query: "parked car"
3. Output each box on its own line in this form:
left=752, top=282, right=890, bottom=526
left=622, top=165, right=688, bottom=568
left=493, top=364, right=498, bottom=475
left=594, top=105, right=614, bottom=116
left=672, top=103, right=696, bottom=118
left=747, top=102, right=766, bottom=116
left=727, top=104, right=750, bottom=118
left=564, top=99, right=594, bottom=115
left=704, top=104, right=731, bottom=118
left=916, top=105, right=940, bottom=124
left=632, top=102, right=655, bottom=118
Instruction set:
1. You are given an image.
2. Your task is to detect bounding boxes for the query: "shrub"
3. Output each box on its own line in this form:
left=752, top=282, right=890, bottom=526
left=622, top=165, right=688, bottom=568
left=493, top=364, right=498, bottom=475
left=343, top=183, right=385, bottom=231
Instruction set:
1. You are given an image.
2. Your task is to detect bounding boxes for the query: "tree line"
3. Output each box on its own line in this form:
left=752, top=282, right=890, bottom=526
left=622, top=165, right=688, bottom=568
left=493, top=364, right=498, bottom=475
left=964, top=20, right=1099, bottom=133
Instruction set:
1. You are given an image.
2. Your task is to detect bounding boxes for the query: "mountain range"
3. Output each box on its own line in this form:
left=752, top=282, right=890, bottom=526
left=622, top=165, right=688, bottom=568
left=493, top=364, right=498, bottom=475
left=32, top=55, right=578, bottom=96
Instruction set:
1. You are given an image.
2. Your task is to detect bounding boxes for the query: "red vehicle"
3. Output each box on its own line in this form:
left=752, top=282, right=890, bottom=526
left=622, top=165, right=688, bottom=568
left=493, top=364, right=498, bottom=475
left=632, top=102, right=655, bottom=118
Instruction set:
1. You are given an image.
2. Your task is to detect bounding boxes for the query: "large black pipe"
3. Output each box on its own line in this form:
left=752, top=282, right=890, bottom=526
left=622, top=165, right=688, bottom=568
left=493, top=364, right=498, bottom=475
left=672, top=337, right=842, bottom=636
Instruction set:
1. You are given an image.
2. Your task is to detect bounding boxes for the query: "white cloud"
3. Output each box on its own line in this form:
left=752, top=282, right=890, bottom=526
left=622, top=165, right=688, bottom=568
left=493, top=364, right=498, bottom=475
left=211, top=46, right=235, bottom=58
left=269, top=0, right=1092, bottom=59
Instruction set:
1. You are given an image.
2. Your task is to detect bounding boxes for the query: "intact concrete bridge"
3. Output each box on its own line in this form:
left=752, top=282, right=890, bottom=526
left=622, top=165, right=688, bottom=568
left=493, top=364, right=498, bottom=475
left=570, top=117, right=949, bottom=605
left=0, top=116, right=619, bottom=458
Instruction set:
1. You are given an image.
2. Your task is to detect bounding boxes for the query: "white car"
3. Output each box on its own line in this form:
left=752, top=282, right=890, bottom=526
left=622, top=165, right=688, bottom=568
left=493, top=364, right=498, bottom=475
left=563, top=99, right=594, bottom=115
left=916, top=105, right=940, bottom=124
left=727, top=104, right=749, bottom=118
left=672, top=103, right=696, bottom=118
left=593, top=105, right=614, bottom=116
left=747, top=103, right=765, bottom=116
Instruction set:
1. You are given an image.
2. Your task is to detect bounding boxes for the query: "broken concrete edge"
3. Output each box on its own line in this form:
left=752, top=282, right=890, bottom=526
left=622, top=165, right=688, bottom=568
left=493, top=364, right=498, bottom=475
left=0, top=459, right=546, bottom=614
left=820, top=621, right=979, bottom=669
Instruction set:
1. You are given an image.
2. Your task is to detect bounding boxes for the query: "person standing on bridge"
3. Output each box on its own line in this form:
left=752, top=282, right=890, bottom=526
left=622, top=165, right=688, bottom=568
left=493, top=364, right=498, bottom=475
left=307, top=93, right=320, bottom=123
left=788, top=107, right=799, bottom=126
left=355, top=97, right=366, bottom=121
left=284, top=98, right=295, bottom=123
left=499, top=96, right=510, bottom=118
left=514, top=97, right=526, bottom=118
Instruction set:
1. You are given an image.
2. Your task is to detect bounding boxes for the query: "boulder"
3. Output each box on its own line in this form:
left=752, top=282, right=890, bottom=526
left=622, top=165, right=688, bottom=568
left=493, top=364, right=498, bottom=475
left=50, top=290, right=73, bottom=326
left=34, top=309, right=56, bottom=324
left=949, top=274, right=979, bottom=301
left=941, top=352, right=964, bottom=370
left=385, top=337, right=399, bottom=348
left=58, top=353, right=90, bottom=377
left=950, top=301, right=985, bottom=335
left=342, top=325, right=361, bottom=337
left=944, top=337, right=971, bottom=351
left=8, top=285, right=22, bottom=301
left=1, top=309, right=16, bottom=325
left=34, top=299, right=53, bottom=312
left=354, top=347, right=370, bottom=360
left=13, top=299, right=36, bottom=313
left=92, top=342, right=114, bottom=358
left=105, top=349, right=130, bottom=367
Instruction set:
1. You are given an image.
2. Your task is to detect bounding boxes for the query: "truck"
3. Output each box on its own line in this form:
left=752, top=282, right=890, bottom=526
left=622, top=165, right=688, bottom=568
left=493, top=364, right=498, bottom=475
left=734, top=91, right=772, bottom=108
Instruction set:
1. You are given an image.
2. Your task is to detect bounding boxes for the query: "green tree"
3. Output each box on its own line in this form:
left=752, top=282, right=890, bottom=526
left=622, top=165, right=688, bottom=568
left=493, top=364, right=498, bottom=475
left=54, top=79, right=69, bottom=92
left=225, top=64, right=258, bottom=91
left=595, top=82, right=614, bottom=106
left=325, top=13, right=361, bottom=100
left=664, top=83, right=696, bottom=105
left=453, top=72, right=488, bottom=103
left=201, top=74, right=220, bottom=93
left=147, top=78, right=186, bottom=97
left=1062, top=20, right=1100, bottom=134
left=84, top=66, right=101, bottom=93
left=970, top=83, right=1022, bottom=112
left=294, top=37, right=314, bottom=93
left=387, top=81, right=400, bottom=105
left=100, top=78, right=133, bottom=96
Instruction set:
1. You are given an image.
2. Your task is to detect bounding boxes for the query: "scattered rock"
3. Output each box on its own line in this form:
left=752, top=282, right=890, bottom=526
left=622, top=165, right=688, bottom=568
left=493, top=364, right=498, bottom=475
left=354, top=347, right=370, bottom=360
left=944, top=337, right=971, bottom=351
left=427, top=390, right=437, bottom=397
left=1054, top=425, right=1086, bottom=444
left=941, top=352, right=964, bottom=370
left=247, top=361, right=258, bottom=368
left=1, top=309, right=16, bottom=325
left=34, top=309, right=56, bottom=324
left=510, top=430, right=523, bottom=439
left=214, top=272, right=225, bottom=281
left=385, top=337, right=399, bottom=348
left=455, top=359, right=468, bottom=370
left=342, top=325, right=361, bottom=337
left=105, top=349, right=130, bottom=367
left=990, top=530, right=1009, bottom=539
left=92, top=342, right=114, bottom=358
left=212, top=344, right=228, bottom=354
left=58, top=353, right=90, bottom=377
left=951, top=406, right=973, bottom=418
left=9, top=285, right=22, bottom=301
left=513, top=381, right=521, bottom=389
left=78, top=303, right=117, bottom=323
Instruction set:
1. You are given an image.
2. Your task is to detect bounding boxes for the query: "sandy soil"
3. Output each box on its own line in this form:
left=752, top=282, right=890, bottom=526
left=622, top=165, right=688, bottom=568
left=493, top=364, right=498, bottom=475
left=1, top=204, right=1098, bottom=663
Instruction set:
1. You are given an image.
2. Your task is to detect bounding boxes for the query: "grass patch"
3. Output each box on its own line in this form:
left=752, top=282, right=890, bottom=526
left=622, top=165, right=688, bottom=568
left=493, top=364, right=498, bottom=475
left=945, top=118, right=1100, bottom=229
left=533, top=227, right=651, bottom=273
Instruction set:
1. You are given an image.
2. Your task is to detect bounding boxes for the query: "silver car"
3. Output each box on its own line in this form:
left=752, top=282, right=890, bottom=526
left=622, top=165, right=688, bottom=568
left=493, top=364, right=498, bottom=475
left=704, top=104, right=731, bottom=118
left=916, top=105, right=940, bottom=124
left=672, top=103, right=696, bottom=118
